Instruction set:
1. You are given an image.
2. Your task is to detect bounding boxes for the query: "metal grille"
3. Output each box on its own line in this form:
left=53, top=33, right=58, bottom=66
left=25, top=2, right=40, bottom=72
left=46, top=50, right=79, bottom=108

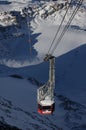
left=37, top=57, right=55, bottom=103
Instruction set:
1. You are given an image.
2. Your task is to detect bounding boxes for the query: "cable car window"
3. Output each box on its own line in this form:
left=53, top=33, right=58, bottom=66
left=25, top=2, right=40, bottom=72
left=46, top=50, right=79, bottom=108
left=42, top=106, right=51, bottom=110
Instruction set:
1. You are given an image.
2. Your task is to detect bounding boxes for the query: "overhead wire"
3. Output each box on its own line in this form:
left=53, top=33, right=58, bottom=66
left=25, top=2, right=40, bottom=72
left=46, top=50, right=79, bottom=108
left=46, top=0, right=83, bottom=56
left=47, top=0, right=71, bottom=54
left=51, top=0, right=83, bottom=55
left=25, top=8, right=32, bottom=56
left=28, top=16, right=32, bottom=56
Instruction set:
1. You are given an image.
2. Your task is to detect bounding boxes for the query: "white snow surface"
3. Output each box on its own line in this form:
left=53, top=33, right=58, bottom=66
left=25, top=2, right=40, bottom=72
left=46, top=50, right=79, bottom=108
left=0, top=0, right=86, bottom=130
left=0, top=77, right=37, bottom=129
left=0, top=0, right=86, bottom=67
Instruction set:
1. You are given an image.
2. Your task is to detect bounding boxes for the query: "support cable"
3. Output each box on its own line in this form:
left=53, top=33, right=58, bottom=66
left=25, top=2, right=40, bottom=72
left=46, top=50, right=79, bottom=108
left=25, top=8, right=32, bottom=56
left=50, top=0, right=83, bottom=55
left=28, top=16, right=32, bottom=56
left=47, top=0, right=72, bottom=54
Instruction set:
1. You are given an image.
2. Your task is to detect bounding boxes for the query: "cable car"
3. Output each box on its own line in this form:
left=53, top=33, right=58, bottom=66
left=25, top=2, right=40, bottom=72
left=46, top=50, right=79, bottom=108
left=37, top=55, right=55, bottom=115
left=38, top=96, right=55, bottom=114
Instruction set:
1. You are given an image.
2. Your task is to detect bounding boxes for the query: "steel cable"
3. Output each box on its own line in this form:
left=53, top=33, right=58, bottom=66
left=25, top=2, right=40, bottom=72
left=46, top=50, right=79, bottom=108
left=50, top=0, right=83, bottom=55
left=47, top=0, right=71, bottom=54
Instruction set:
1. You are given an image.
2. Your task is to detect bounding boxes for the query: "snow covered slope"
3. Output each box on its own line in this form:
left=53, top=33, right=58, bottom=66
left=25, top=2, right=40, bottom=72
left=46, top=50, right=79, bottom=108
left=0, top=0, right=86, bottom=130
left=0, top=0, right=86, bottom=67
left=0, top=77, right=86, bottom=130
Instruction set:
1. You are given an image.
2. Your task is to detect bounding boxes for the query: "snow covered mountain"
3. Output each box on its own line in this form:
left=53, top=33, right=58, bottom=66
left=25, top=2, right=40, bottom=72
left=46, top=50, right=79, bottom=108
left=0, top=0, right=86, bottom=130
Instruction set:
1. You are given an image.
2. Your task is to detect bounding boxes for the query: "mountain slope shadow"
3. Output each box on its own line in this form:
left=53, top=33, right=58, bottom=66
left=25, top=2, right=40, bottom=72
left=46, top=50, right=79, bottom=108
left=55, top=44, right=86, bottom=105
left=0, top=10, right=41, bottom=67
left=0, top=1, right=11, bottom=5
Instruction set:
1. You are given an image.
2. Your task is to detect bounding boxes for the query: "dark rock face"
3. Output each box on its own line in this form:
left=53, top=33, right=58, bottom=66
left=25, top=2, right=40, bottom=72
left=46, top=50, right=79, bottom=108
left=0, top=121, right=21, bottom=130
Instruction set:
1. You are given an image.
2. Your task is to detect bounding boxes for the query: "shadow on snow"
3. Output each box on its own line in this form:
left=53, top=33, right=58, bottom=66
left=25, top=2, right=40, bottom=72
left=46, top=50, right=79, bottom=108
left=0, top=1, right=11, bottom=5
left=0, top=44, right=86, bottom=84
left=0, top=10, right=41, bottom=64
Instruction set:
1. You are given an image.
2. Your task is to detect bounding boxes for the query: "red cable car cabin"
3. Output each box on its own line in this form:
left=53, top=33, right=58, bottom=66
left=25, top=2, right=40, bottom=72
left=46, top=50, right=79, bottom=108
left=38, top=96, right=55, bottom=115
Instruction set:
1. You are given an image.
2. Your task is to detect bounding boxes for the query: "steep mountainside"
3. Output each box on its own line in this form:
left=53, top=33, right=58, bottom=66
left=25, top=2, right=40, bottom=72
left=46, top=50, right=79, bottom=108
left=0, top=0, right=86, bottom=130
